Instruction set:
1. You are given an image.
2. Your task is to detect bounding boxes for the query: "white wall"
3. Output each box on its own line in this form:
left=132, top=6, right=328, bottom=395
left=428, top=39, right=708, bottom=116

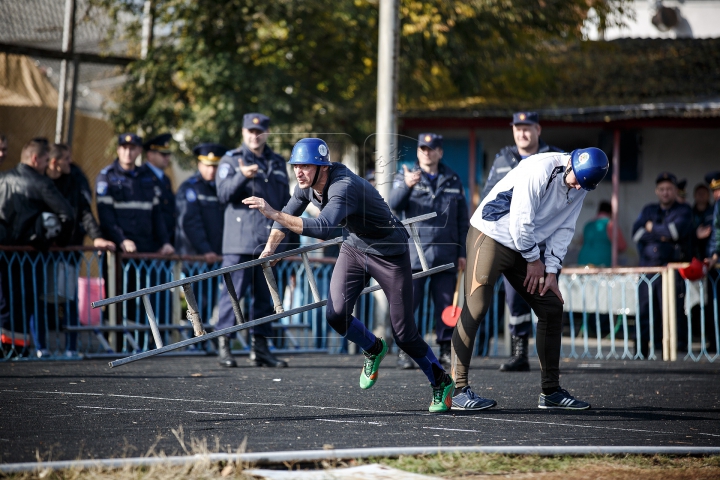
left=585, top=0, right=720, bottom=40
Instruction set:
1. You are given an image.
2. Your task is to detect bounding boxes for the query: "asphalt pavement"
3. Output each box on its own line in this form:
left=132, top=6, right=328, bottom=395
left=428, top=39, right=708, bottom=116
left=1, top=354, right=719, bottom=463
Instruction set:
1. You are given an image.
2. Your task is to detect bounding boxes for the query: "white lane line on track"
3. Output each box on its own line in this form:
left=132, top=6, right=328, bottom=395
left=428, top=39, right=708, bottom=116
left=8, top=389, right=718, bottom=438
left=76, top=406, right=153, bottom=411
left=185, top=411, right=245, bottom=416
left=315, top=419, right=386, bottom=425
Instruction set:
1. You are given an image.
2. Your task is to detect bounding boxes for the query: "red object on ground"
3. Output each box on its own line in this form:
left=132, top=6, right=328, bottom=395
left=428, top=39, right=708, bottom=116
left=441, top=273, right=463, bottom=327
left=679, top=258, right=707, bottom=281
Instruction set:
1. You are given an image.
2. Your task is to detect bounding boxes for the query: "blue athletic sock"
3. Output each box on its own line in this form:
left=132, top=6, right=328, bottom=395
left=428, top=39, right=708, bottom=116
left=412, top=346, right=446, bottom=386
left=344, top=316, right=377, bottom=352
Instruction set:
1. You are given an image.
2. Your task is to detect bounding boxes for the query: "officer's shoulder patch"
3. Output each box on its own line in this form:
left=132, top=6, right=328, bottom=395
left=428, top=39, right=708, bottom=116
left=218, top=163, right=232, bottom=179
left=96, top=181, right=108, bottom=196
left=185, top=188, right=197, bottom=203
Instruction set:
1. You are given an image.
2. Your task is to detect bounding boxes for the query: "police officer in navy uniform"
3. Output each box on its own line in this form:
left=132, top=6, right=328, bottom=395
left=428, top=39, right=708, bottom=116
left=143, top=134, right=176, bottom=245
left=215, top=113, right=291, bottom=368
left=389, top=133, right=469, bottom=369
left=96, top=134, right=174, bottom=333
left=482, top=112, right=564, bottom=372
left=632, top=172, right=693, bottom=358
left=176, top=143, right=226, bottom=326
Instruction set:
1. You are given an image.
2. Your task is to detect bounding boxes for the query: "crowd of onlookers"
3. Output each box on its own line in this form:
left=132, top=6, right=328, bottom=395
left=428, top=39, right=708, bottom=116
left=0, top=108, right=718, bottom=360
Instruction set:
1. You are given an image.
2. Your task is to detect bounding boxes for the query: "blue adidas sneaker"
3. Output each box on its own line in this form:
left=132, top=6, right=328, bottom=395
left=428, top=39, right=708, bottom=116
left=451, top=386, right=497, bottom=411
left=538, top=388, right=590, bottom=410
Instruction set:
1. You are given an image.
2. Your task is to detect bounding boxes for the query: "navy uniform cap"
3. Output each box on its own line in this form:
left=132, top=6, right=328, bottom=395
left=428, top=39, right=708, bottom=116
left=418, top=133, right=443, bottom=149
left=655, top=171, right=678, bottom=186
left=705, top=171, right=720, bottom=190
left=510, top=111, right=539, bottom=125
left=193, top=143, right=229, bottom=166
left=676, top=179, right=687, bottom=197
left=143, top=133, right=173, bottom=153
left=243, top=113, right=270, bottom=132
left=118, top=133, right=142, bottom=147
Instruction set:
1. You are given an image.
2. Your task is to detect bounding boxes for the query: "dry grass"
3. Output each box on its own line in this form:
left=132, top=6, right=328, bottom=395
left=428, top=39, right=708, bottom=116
left=3, top=429, right=719, bottom=479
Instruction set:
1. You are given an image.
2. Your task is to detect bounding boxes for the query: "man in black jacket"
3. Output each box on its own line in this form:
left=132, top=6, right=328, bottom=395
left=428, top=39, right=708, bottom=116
left=0, top=139, right=74, bottom=354
left=481, top=112, right=563, bottom=372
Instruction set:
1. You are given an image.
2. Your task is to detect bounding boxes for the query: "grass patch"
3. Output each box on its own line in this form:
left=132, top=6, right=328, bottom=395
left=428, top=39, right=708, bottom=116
left=368, top=453, right=720, bottom=479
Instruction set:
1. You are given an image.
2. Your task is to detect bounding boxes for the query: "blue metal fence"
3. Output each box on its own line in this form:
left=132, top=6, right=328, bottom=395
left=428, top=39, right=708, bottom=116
left=1, top=247, right=718, bottom=362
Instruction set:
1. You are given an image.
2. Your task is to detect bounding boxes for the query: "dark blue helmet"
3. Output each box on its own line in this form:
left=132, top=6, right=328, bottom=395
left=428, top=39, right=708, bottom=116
left=288, top=138, right=331, bottom=166
left=570, top=147, right=609, bottom=191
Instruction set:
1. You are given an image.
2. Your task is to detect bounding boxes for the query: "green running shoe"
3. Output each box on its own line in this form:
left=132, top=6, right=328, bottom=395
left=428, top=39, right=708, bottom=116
left=359, top=338, right=388, bottom=390
left=429, top=375, right=455, bottom=413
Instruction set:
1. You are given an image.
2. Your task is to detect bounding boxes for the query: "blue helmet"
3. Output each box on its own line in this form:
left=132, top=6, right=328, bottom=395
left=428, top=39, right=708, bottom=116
left=288, top=138, right=331, bottom=166
left=570, top=147, right=609, bottom=191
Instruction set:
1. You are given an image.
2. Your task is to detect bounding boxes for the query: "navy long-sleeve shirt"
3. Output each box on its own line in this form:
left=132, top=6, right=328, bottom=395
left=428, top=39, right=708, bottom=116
left=272, top=163, right=409, bottom=256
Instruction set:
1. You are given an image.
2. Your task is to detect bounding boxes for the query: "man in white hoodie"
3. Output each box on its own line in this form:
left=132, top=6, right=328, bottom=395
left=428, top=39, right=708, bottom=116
left=450, top=147, right=609, bottom=411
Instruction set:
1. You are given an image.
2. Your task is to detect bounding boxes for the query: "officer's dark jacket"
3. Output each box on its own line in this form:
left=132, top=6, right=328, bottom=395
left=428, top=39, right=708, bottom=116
left=481, top=140, right=563, bottom=200
left=274, top=163, right=410, bottom=256
left=95, top=160, right=169, bottom=253
left=216, top=144, right=290, bottom=255
left=54, top=164, right=103, bottom=246
left=691, top=204, right=714, bottom=260
left=632, top=201, right=693, bottom=266
left=389, top=163, right=469, bottom=270
left=175, top=172, right=224, bottom=256
left=709, top=201, right=720, bottom=259
left=146, top=166, right=176, bottom=244
left=0, top=163, right=74, bottom=246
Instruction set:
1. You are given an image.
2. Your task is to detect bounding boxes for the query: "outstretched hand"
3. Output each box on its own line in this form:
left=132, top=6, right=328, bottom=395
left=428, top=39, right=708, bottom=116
left=242, top=196, right=277, bottom=219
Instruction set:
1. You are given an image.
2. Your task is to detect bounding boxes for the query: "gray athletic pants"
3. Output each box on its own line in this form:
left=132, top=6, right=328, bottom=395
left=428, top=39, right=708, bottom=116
left=451, top=226, right=564, bottom=390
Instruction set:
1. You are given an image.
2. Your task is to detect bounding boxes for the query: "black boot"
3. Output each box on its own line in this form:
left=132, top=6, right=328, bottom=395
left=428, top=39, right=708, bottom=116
left=397, top=350, right=415, bottom=369
left=217, top=336, right=237, bottom=368
left=250, top=335, right=288, bottom=368
left=499, top=335, right=530, bottom=372
left=438, top=341, right=452, bottom=367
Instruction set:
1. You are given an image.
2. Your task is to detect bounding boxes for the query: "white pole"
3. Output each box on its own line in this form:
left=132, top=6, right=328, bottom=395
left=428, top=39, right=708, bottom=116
left=54, top=0, right=75, bottom=144
left=373, top=0, right=400, bottom=341
left=375, top=0, right=400, bottom=201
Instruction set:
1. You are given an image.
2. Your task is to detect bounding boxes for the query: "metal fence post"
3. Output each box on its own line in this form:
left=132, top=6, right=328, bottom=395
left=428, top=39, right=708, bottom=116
left=171, top=260, right=182, bottom=342
left=668, top=267, right=678, bottom=361
left=107, top=250, right=117, bottom=349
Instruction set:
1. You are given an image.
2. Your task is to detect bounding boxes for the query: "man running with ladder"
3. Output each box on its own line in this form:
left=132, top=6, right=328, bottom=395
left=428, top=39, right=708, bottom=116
left=243, top=138, right=457, bottom=412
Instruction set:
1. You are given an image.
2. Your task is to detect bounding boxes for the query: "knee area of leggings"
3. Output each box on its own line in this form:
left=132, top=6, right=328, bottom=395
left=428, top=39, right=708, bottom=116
left=325, top=311, right=350, bottom=334
left=542, top=298, right=564, bottom=319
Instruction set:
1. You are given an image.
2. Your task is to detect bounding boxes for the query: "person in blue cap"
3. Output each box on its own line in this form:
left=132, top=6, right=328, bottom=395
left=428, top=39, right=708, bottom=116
left=96, top=133, right=174, bottom=336
left=243, top=138, right=456, bottom=413
left=452, top=147, right=609, bottom=411
left=482, top=112, right=564, bottom=373
left=214, top=113, right=290, bottom=368
left=144, top=133, right=176, bottom=245
left=175, top=143, right=228, bottom=328
left=389, top=133, right=469, bottom=369
left=632, top=172, right=693, bottom=358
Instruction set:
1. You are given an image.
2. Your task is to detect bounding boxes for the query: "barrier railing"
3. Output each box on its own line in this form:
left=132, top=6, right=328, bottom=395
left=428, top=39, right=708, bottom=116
left=3, top=244, right=717, bottom=363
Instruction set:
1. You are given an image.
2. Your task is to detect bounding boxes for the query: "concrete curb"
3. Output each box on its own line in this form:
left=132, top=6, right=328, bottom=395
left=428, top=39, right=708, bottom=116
left=2, top=446, right=720, bottom=473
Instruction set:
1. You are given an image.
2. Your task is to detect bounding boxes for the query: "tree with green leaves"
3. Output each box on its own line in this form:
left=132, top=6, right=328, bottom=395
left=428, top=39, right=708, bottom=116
left=93, top=0, right=629, bottom=165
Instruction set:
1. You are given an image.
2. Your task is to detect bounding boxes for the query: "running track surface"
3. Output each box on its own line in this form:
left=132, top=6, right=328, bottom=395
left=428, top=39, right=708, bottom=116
left=1, top=355, right=718, bottom=462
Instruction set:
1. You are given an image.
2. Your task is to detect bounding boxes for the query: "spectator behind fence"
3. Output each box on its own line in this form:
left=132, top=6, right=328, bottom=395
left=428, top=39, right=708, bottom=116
left=0, top=139, right=74, bottom=355
left=0, top=132, right=7, bottom=167
left=389, top=133, right=469, bottom=369
left=480, top=111, right=564, bottom=373
left=175, top=143, right=227, bottom=322
left=214, top=113, right=290, bottom=368
left=692, top=183, right=713, bottom=261
left=577, top=200, right=626, bottom=267
left=706, top=172, right=720, bottom=268
left=46, top=144, right=115, bottom=249
left=175, top=143, right=226, bottom=261
left=96, top=133, right=173, bottom=255
left=676, top=179, right=687, bottom=204
left=0, top=138, right=74, bottom=248
left=632, top=172, right=693, bottom=357
left=143, top=134, right=176, bottom=245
